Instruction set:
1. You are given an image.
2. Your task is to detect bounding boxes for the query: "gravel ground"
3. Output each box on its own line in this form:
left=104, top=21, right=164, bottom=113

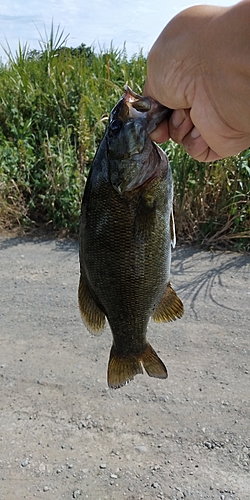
left=0, top=235, right=249, bottom=500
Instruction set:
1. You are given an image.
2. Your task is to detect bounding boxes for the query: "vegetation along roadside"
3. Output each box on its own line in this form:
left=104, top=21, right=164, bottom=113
left=0, top=26, right=249, bottom=250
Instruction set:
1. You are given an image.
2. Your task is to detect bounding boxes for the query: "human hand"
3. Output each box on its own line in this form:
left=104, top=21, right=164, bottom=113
left=144, top=2, right=250, bottom=162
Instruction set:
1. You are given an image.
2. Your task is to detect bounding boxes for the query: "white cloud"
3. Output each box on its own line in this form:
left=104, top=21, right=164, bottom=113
left=0, top=0, right=237, bottom=62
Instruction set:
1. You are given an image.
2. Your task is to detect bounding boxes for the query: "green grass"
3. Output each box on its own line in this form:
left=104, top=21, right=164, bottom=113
left=0, top=26, right=249, bottom=250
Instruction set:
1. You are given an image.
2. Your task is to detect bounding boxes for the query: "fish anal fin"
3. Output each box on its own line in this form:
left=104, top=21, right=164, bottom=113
left=107, top=343, right=167, bottom=389
left=78, top=273, right=105, bottom=335
left=153, top=282, right=184, bottom=323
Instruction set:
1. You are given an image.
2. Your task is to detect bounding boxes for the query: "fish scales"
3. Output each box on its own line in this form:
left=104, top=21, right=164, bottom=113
left=78, top=86, right=183, bottom=389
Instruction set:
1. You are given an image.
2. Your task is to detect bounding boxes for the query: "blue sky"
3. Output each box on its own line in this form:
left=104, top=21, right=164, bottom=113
left=0, top=0, right=236, bottom=62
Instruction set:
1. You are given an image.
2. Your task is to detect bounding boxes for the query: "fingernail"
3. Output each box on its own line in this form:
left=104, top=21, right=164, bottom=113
left=190, top=127, right=201, bottom=139
left=172, top=109, right=186, bottom=128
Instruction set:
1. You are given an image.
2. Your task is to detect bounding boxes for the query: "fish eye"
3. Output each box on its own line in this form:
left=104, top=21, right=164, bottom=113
left=110, top=118, right=123, bottom=135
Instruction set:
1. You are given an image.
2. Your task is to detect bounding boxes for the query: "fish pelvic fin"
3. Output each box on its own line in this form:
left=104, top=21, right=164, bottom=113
left=78, top=274, right=105, bottom=334
left=152, top=282, right=184, bottom=323
left=107, top=343, right=168, bottom=389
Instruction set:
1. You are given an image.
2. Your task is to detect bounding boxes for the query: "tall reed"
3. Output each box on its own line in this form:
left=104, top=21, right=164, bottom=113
left=0, top=27, right=249, bottom=249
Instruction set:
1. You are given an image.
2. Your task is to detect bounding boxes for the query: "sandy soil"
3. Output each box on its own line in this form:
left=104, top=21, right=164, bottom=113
left=0, top=235, right=249, bottom=500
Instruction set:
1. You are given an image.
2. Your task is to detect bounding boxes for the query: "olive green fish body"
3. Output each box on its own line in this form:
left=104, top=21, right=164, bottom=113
left=79, top=87, right=183, bottom=388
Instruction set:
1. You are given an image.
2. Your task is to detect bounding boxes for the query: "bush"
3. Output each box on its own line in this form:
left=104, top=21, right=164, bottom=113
left=0, top=27, right=249, bottom=249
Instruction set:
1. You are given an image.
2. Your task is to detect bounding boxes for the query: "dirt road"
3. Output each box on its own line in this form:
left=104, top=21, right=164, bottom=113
left=0, top=235, right=249, bottom=500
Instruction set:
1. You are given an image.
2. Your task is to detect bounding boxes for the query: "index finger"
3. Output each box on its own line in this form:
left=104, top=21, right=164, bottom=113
left=143, top=82, right=170, bottom=143
left=149, top=119, right=170, bottom=143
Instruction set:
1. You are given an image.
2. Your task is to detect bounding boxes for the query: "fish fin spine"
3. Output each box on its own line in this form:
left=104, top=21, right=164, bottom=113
left=78, top=274, right=105, bottom=334
left=152, top=282, right=184, bottom=323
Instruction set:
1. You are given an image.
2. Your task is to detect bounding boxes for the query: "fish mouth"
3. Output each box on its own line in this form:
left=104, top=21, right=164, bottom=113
left=109, top=86, right=172, bottom=135
left=123, top=86, right=173, bottom=133
left=123, top=86, right=151, bottom=117
left=112, top=86, right=152, bottom=126
left=109, top=86, right=149, bottom=129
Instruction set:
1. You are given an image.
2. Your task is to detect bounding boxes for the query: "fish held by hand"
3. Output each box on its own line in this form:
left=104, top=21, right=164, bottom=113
left=78, top=86, right=183, bottom=389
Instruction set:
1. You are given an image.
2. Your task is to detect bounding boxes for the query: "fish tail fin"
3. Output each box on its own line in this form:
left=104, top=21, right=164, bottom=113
left=140, top=343, right=168, bottom=379
left=107, top=343, right=168, bottom=389
left=108, top=345, right=143, bottom=389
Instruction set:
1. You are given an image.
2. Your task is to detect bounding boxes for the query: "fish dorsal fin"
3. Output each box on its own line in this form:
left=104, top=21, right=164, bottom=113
left=170, top=210, right=176, bottom=248
left=152, top=282, right=184, bottom=323
left=78, top=274, right=106, bottom=334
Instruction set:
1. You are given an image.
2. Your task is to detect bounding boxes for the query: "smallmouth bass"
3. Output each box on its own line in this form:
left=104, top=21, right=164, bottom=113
left=78, top=86, right=183, bottom=389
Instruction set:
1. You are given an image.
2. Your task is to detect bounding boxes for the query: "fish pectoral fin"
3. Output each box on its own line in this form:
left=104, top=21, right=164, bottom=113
left=78, top=273, right=105, bottom=335
left=152, top=282, right=184, bottom=322
left=107, top=343, right=167, bottom=389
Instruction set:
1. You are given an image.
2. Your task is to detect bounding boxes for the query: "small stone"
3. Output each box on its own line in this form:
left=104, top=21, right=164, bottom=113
left=204, top=441, right=213, bottom=449
left=43, top=486, right=49, bottom=492
left=21, top=459, right=29, bottom=467
left=99, top=463, right=106, bottom=469
left=152, top=482, right=159, bottom=488
left=134, top=446, right=147, bottom=453
left=73, top=490, right=81, bottom=498
left=110, top=473, right=118, bottom=479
